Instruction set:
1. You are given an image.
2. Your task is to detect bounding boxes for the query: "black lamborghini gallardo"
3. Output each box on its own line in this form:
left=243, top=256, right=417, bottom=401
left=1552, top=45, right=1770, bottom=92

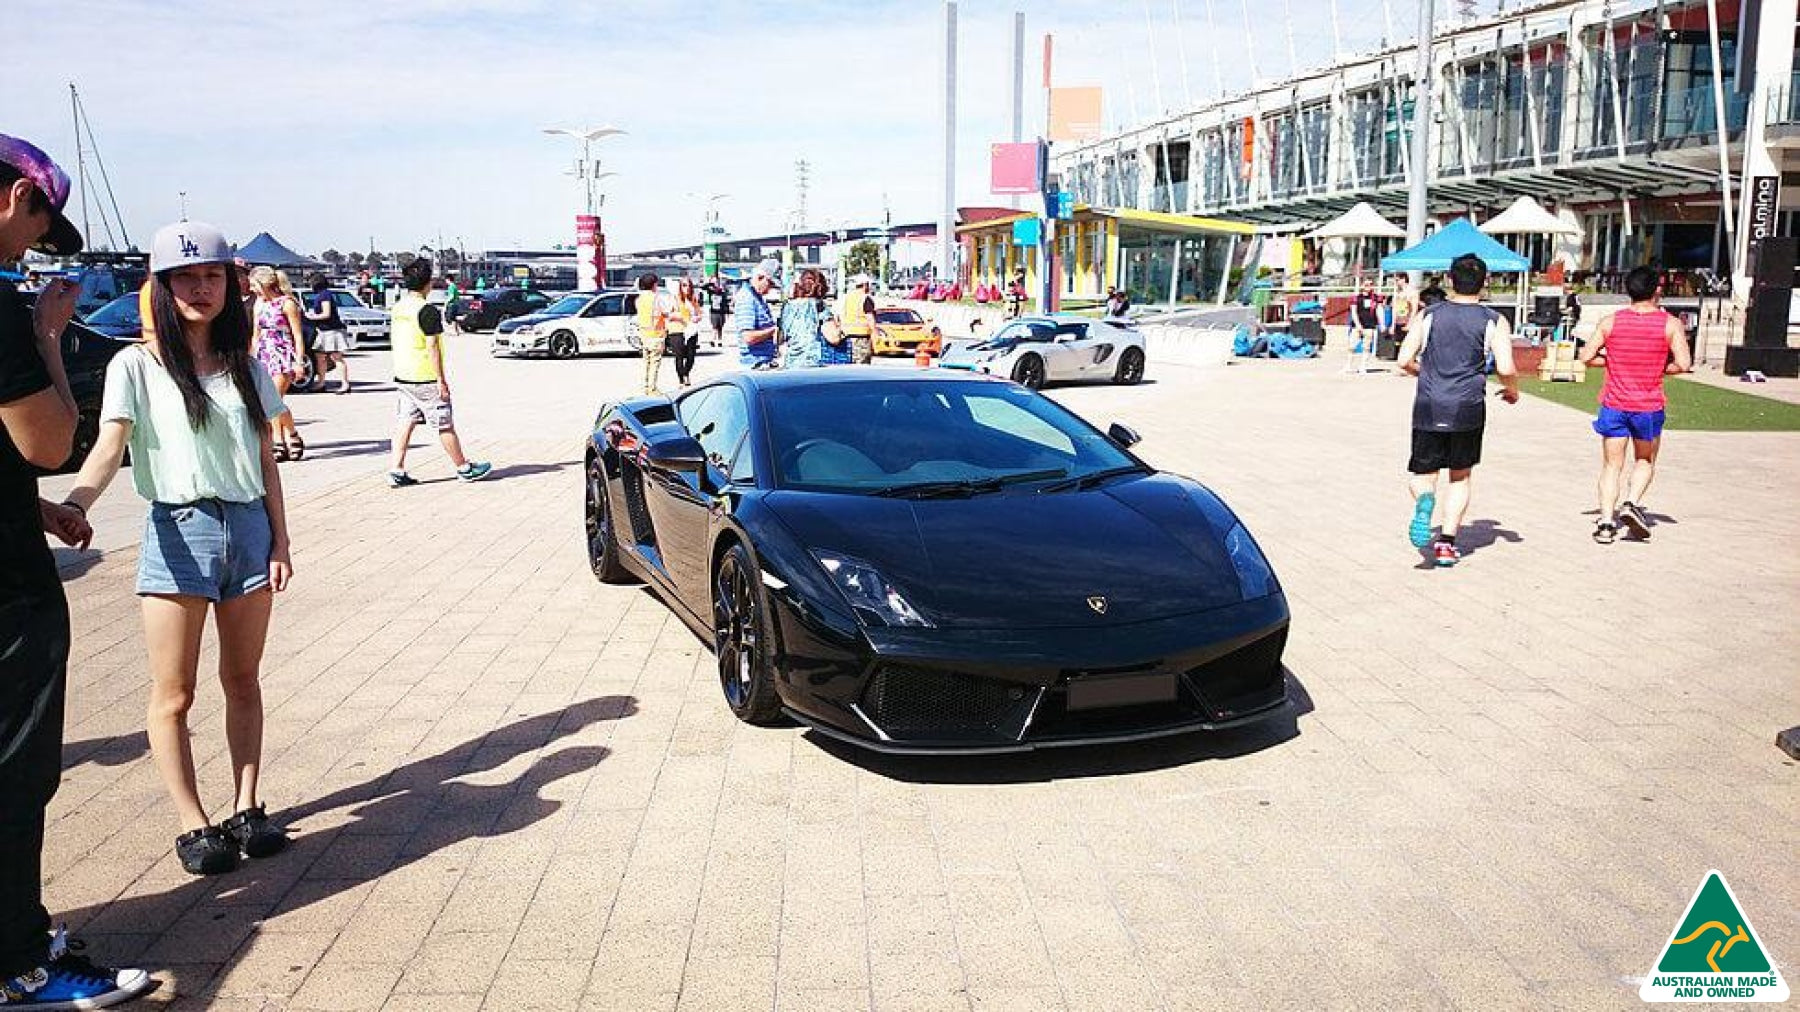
left=584, top=367, right=1290, bottom=753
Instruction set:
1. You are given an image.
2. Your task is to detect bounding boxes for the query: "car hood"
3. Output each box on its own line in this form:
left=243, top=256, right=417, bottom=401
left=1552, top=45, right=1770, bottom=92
left=500, top=310, right=575, bottom=331
left=764, top=474, right=1244, bottom=629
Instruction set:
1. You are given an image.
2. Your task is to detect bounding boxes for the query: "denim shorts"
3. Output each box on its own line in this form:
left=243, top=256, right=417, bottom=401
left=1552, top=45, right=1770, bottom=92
left=137, top=499, right=272, bottom=601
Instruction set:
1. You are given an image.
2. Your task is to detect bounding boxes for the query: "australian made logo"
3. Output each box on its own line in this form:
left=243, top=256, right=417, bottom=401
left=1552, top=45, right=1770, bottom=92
left=1640, top=870, right=1788, bottom=1002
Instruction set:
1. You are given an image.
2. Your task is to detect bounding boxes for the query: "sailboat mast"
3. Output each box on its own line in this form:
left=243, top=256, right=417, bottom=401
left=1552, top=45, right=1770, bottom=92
left=70, top=83, right=91, bottom=251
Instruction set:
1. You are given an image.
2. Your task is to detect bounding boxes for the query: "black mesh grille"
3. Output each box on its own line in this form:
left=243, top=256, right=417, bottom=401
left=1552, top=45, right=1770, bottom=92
left=1183, top=629, right=1287, bottom=720
left=863, top=665, right=1036, bottom=742
left=620, top=462, right=655, bottom=545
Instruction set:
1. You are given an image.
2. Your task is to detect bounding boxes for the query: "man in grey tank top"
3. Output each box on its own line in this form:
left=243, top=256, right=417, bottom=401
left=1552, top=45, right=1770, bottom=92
left=1394, top=254, right=1520, bottom=567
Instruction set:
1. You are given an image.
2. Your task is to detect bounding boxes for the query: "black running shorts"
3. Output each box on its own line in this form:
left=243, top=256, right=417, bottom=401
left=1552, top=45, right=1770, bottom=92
left=1408, top=426, right=1484, bottom=473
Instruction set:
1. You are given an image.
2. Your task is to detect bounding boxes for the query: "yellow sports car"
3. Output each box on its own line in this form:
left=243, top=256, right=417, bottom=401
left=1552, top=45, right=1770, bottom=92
left=870, top=307, right=943, bottom=356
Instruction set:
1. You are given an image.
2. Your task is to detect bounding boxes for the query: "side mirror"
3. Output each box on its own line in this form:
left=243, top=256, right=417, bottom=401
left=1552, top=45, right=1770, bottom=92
left=644, top=434, right=706, bottom=471
left=1107, top=422, right=1142, bottom=449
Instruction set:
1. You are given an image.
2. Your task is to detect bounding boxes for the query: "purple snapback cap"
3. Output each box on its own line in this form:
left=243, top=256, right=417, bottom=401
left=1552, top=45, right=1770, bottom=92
left=0, top=134, right=83, bottom=255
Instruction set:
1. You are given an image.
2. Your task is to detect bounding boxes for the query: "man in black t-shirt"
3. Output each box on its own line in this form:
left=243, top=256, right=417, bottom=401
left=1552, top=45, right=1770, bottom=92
left=0, top=133, right=149, bottom=1007
left=705, top=278, right=730, bottom=347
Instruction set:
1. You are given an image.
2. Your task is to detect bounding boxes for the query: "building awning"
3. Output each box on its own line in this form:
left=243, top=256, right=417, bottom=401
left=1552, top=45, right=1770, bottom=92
left=1211, top=156, right=1726, bottom=227
left=1089, top=207, right=1256, bottom=235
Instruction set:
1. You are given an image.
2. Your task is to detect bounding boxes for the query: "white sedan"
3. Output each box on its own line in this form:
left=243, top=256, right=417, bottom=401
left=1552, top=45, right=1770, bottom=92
left=939, top=314, right=1146, bottom=388
left=491, top=290, right=642, bottom=358
left=320, top=290, right=390, bottom=348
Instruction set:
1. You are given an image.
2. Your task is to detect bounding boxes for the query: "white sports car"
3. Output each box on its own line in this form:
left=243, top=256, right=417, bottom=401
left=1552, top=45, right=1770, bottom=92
left=939, top=314, right=1146, bottom=389
left=491, top=290, right=642, bottom=359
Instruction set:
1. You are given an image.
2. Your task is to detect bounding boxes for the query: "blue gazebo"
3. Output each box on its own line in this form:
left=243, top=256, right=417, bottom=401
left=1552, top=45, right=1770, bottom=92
left=236, top=232, right=321, bottom=269
left=1380, top=218, right=1531, bottom=273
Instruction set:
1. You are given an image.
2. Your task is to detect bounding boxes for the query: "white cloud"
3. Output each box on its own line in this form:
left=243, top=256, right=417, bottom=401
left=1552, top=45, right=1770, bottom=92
left=8, top=0, right=1411, bottom=257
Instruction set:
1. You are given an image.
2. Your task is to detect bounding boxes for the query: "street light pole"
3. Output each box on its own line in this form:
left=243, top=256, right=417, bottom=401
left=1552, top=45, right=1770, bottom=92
left=543, top=127, right=625, bottom=291
left=1404, top=0, right=1435, bottom=289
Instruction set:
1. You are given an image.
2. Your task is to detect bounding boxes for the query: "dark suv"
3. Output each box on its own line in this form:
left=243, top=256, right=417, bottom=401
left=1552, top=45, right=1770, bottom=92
left=458, top=287, right=553, bottom=332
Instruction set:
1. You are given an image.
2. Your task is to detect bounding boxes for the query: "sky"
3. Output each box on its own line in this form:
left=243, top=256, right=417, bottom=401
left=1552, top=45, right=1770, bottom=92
left=8, top=0, right=1434, bottom=258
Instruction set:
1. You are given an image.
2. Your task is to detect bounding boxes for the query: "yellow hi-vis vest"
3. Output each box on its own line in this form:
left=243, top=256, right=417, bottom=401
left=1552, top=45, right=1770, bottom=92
left=839, top=291, right=871, bottom=336
left=391, top=293, right=438, bottom=382
left=636, top=290, right=667, bottom=339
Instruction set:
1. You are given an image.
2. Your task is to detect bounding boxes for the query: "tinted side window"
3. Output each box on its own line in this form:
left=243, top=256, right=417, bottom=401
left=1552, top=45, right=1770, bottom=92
left=332, top=292, right=359, bottom=308
left=679, top=386, right=750, bottom=475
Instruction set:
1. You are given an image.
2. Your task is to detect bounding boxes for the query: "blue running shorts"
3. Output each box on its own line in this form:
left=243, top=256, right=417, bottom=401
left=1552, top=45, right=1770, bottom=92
left=1593, top=406, right=1665, bottom=441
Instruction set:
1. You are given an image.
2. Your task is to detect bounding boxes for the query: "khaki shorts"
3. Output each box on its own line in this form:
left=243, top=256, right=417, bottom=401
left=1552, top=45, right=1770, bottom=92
left=396, top=381, right=455, bottom=432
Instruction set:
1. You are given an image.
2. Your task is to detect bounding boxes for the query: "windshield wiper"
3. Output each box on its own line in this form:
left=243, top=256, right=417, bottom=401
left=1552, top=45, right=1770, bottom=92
left=1038, top=464, right=1146, bottom=494
left=873, top=468, right=1066, bottom=499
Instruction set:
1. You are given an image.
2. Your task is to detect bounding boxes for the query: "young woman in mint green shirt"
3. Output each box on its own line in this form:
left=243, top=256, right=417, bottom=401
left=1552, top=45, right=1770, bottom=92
left=65, top=221, right=295, bottom=876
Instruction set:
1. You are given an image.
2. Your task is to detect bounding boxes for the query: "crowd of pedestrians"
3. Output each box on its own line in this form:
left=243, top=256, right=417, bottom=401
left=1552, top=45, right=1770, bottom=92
left=0, top=121, right=1711, bottom=1008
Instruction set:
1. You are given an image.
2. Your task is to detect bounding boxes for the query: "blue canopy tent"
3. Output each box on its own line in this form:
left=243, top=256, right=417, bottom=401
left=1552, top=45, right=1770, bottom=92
left=1379, top=218, right=1530, bottom=273
left=235, top=232, right=321, bottom=269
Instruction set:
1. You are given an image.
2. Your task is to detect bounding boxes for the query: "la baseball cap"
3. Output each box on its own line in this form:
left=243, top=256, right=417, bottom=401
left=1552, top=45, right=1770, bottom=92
left=0, top=134, right=83, bottom=255
left=150, top=221, right=233, bottom=273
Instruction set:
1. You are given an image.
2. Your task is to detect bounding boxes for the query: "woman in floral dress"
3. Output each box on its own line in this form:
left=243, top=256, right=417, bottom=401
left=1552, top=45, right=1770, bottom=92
left=248, top=267, right=306, bottom=459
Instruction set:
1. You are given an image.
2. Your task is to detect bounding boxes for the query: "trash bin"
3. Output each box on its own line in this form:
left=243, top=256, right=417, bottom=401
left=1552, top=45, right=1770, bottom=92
left=1290, top=312, right=1325, bottom=347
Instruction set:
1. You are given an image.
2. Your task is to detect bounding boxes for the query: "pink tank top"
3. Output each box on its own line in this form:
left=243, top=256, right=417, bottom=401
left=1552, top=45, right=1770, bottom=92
left=1600, top=308, right=1671, bottom=412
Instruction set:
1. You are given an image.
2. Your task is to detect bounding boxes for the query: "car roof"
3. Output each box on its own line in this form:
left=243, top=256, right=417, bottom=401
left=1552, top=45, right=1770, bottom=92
left=731, top=366, right=1008, bottom=391
left=1006, top=314, right=1095, bottom=326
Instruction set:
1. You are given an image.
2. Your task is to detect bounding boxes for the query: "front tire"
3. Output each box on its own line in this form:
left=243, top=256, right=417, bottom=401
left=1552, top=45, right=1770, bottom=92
left=585, top=456, right=632, bottom=583
left=1114, top=347, right=1145, bottom=385
left=1012, top=353, right=1046, bottom=389
left=550, top=330, right=578, bottom=359
left=713, top=543, right=782, bottom=724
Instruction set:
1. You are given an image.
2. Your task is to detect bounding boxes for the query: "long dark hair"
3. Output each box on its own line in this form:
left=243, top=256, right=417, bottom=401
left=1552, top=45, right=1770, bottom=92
left=147, top=267, right=264, bottom=430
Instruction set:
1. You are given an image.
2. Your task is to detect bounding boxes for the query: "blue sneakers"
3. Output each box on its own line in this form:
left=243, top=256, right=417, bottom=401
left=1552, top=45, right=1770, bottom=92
left=1409, top=492, right=1436, bottom=548
left=0, top=928, right=151, bottom=1009
left=457, top=461, right=493, bottom=482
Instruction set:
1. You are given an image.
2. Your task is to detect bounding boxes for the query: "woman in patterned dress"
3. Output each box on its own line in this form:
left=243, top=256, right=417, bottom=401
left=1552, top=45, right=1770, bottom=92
left=779, top=269, right=849, bottom=369
left=249, top=267, right=306, bottom=459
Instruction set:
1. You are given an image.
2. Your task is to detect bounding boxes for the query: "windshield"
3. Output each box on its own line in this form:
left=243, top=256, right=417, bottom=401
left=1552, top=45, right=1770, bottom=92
left=83, top=291, right=141, bottom=328
left=767, top=379, right=1137, bottom=493
left=875, top=309, right=922, bottom=325
left=545, top=295, right=589, bottom=314
left=979, top=321, right=1054, bottom=347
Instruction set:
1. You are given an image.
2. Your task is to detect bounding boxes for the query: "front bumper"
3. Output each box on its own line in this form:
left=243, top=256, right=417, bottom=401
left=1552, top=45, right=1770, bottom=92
left=490, top=334, right=549, bottom=357
left=771, top=592, right=1291, bottom=753
left=873, top=334, right=943, bottom=356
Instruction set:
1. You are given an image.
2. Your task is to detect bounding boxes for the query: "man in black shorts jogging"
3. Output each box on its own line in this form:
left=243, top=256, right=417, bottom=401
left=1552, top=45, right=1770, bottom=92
left=1394, top=253, right=1519, bottom=567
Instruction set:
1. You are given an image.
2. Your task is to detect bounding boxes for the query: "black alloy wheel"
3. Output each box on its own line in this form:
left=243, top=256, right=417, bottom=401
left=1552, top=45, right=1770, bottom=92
left=585, top=456, right=631, bottom=583
left=713, top=543, right=782, bottom=724
left=1012, top=353, right=1046, bottom=390
left=1114, top=347, right=1145, bottom=385
left=550, top=330, right=578, bottom=359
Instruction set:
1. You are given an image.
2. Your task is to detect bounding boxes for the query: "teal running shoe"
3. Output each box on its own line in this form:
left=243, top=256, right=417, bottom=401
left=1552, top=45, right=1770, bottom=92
left=1409, top=492, right=1436, bottom=548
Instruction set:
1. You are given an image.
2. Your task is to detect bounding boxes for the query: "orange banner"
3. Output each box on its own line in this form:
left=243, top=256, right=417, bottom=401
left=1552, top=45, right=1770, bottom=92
left=1049, top=87, right=1103, bottom=142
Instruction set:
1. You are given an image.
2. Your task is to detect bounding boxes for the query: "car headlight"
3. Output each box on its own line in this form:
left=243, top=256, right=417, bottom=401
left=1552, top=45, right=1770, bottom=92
left=1222, top=522, right=1278, bottom=600
left=1186, top=488, right=1279, bottom=600
left=813, top=552, right=931, bottom=627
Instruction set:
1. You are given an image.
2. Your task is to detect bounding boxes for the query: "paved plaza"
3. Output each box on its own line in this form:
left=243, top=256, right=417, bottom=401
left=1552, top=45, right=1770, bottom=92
left=36, top=337, right=1799, bottom=1011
